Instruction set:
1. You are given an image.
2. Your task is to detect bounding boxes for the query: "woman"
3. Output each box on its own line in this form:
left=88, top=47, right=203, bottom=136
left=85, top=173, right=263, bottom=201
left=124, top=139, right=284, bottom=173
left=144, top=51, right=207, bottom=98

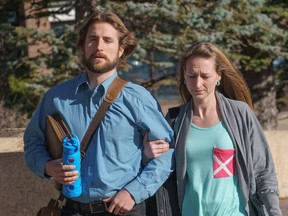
left=144, top=42, right=282, bottom=215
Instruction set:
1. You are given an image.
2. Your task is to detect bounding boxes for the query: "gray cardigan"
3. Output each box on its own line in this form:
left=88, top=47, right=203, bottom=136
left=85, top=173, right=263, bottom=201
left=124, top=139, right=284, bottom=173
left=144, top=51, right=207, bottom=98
left=167, top=92, right=282, bottom=216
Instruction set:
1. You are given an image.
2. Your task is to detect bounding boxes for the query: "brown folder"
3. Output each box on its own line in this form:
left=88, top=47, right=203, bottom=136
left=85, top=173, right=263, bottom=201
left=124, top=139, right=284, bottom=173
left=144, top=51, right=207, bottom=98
left=45, top=114, right=70, bottom=191
left=45, top=114, right=70, bottom=159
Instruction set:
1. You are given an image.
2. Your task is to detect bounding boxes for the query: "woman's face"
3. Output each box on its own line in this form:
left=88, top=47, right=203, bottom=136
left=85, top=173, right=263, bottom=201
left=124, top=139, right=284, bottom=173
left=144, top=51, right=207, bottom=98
left=184, top=56, right=221, bottom=103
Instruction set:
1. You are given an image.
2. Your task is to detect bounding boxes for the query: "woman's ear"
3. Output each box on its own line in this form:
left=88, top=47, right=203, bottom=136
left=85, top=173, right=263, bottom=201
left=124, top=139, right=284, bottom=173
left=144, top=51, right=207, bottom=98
left=217, top=71, right=222, bottom=81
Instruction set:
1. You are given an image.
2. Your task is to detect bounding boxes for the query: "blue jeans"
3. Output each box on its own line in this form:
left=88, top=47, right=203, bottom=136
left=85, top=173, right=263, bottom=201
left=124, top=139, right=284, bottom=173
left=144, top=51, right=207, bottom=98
left=61, top=201, right=146, bottom=216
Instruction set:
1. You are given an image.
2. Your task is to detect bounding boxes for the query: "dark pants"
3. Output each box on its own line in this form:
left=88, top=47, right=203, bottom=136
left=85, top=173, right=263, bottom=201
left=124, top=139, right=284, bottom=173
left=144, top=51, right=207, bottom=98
left=61, top=201, right=146, bottom=216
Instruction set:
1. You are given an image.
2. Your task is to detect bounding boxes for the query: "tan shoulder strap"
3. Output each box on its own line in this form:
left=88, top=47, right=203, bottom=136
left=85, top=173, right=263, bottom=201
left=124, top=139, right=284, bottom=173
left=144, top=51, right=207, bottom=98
left=80, top=76, right=127, bottom=158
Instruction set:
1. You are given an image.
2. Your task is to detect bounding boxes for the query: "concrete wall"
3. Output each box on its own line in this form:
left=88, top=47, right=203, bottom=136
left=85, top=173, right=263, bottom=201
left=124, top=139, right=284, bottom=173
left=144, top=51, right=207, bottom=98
left=0, top=131, right=287, bottom=216
left=264, top=131, right=288, bottom=198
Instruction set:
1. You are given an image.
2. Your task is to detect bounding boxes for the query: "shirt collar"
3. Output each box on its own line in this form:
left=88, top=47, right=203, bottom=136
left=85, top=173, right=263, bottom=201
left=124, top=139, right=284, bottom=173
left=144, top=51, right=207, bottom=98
left=101, top=71, right=118, bottom=95
left=75, top=72, right=89, bottom=95
left=75, top=71, right=118, bottom=95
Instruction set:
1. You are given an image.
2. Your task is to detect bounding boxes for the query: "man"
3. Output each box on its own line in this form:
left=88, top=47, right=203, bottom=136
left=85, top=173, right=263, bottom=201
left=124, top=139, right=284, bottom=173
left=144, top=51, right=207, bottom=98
left=24, top=8, right=174, bottom=216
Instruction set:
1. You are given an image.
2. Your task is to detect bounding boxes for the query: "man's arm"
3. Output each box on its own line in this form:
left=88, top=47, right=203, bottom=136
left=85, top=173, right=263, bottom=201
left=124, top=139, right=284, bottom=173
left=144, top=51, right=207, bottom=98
left=123, top=97, right=175, bottom=203
left=23, top=99, right=53, bottom=178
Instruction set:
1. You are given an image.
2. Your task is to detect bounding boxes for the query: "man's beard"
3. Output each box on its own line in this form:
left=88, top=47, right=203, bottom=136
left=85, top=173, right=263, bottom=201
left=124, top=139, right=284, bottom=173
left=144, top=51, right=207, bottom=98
left=81, top=52, right=119, bottom=74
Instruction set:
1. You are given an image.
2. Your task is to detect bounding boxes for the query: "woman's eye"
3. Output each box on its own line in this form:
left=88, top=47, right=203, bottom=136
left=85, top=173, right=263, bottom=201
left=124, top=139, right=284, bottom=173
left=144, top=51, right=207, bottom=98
left=188, top=75, right=196, bottom=79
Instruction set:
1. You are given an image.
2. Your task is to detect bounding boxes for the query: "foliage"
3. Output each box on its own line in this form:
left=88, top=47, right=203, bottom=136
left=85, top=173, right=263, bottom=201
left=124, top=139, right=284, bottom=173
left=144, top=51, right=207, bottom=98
left=107, top=0, right=288, bottom=79
left=0, top=0, right=288, bottom=125
left=111, top=0, right=288, bottom=120
left=0, top=22, right=79, bottom=114
left=263, top=0, right=288, bottom=110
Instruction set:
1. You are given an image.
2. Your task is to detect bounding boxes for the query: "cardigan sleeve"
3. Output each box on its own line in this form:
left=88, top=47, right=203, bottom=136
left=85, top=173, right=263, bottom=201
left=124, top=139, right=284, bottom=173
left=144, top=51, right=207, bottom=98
left=247, top=108, right=282, bottom=215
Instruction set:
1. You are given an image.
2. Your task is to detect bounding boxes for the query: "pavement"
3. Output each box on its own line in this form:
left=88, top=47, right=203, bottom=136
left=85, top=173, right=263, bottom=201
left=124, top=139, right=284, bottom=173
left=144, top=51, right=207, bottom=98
left=272, top=112, right=288, bottom=216
left=280, top=199, right=288, bottom=215
left=0, top=109, right=287, bottom=215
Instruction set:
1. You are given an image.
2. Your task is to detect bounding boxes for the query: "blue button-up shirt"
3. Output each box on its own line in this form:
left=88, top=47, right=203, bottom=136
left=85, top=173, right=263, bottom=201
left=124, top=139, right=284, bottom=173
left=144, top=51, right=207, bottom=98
left=24, top=72, right=174, bottom=203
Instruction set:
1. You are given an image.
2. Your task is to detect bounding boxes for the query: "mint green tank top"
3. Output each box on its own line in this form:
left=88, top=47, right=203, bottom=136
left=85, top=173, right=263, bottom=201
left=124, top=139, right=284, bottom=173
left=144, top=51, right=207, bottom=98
left=182, top=121, right=247, bottom=216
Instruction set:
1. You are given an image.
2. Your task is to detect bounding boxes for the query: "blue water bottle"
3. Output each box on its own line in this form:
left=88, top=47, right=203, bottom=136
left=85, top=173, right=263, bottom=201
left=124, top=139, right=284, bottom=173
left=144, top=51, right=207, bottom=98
left=62, top=133, right=82, bottom=198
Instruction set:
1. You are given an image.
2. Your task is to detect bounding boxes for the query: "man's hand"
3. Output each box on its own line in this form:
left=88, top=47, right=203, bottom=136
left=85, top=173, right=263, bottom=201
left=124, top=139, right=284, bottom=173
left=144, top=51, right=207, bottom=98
left=104, top=189, right=135, bottom=215
left=143, top=132, right=170, bottom=159
left=45, top=158, right=78, bottom=185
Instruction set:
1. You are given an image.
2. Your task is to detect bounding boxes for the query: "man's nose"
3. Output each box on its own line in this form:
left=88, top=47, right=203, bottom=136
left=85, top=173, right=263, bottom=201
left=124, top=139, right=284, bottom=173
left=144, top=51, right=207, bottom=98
left=95, top=39, right=104, bottom=51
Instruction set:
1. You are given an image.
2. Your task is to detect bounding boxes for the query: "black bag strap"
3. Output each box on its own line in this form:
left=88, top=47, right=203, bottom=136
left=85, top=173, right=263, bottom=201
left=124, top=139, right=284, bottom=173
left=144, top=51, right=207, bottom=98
left=80, top=76, right=127, bottom=158
left=167, top=106, right=181, bottom=127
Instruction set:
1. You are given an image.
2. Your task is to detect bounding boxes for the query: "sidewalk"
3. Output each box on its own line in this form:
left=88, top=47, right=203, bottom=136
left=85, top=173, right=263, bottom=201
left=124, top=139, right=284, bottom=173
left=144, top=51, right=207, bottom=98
left=280, top=199, right=288, bottom=215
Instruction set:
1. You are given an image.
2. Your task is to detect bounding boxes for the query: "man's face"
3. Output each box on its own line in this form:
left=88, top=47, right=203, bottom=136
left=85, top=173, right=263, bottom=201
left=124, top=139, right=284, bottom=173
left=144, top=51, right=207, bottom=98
left=81, top=22, right=124, bottom=74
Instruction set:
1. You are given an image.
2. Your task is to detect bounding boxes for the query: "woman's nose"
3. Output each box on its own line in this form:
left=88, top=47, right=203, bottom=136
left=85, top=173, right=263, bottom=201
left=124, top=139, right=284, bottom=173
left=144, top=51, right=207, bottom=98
left=194, top=77, right=202, bottom=88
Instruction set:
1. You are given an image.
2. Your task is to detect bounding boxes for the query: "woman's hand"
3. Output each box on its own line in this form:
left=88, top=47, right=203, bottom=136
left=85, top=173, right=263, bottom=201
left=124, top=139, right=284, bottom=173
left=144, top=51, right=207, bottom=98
left=143, top=132, right=170, bottom=159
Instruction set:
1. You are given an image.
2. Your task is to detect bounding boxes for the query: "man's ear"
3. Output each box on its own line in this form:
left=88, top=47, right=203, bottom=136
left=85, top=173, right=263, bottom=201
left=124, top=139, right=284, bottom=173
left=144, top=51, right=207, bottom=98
left=119, top=45, right=124, bottom=58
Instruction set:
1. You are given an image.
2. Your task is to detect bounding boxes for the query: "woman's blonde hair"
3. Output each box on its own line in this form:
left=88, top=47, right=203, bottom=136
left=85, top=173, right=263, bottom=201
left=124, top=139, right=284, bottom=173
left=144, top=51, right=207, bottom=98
left=178, top=42, right=253, bottom=108
left=76, top=8, right=137, bottom=71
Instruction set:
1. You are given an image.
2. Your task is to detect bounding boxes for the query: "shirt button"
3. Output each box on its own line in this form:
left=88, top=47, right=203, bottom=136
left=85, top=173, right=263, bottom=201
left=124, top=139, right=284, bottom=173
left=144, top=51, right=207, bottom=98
left=160, top=209, right=164, bottom=214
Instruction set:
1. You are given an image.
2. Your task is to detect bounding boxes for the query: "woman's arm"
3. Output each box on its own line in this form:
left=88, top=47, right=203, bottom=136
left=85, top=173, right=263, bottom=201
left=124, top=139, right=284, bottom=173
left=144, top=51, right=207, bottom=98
left=143, top=132, right=170, bottom=160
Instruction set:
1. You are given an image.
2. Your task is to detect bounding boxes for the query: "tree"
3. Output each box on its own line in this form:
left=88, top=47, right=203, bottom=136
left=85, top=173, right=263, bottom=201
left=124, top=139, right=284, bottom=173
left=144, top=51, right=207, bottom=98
left=262, top=0, right=288, bottom=112
left=107, top=0, right=194, bottom=95
left=0, top=1, right=80, bottom=114
left=112, top=0, right=288, bottom=129
left=1, top=0, right=287, bottom=129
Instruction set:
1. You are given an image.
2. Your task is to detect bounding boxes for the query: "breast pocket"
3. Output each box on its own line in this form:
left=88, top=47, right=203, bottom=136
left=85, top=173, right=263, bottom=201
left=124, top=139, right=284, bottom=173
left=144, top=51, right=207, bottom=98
left=213, top=146, right=235, bottom=178
left=103, top=113, right=141, bottom=163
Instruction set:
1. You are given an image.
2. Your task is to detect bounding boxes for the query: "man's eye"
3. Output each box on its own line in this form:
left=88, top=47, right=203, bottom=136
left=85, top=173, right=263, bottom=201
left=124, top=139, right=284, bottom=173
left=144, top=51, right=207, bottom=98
left=89, top=38, right=97, bottom=43
left=104, top=39, right=113, bottom=43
